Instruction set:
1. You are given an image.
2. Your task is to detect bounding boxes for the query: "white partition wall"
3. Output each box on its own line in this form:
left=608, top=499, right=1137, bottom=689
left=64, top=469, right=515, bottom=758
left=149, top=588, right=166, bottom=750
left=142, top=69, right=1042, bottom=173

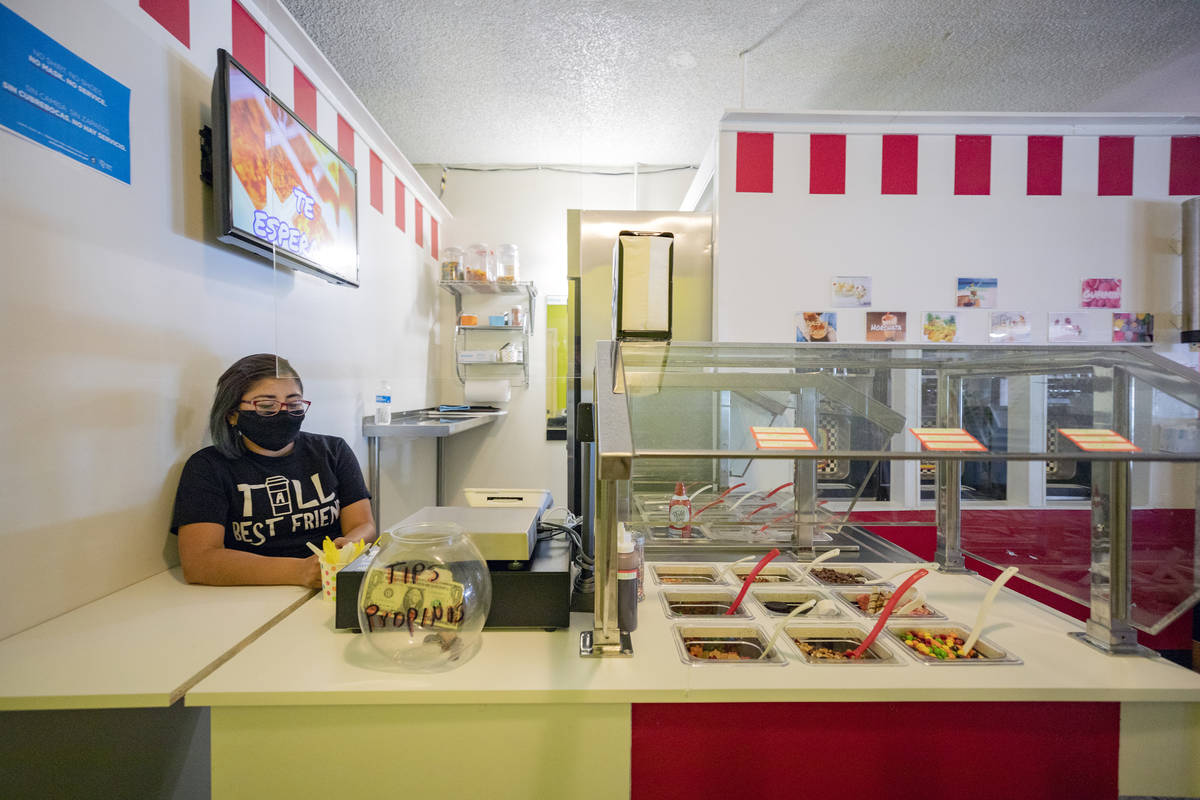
left=714, top=112, right=1200, bottom=509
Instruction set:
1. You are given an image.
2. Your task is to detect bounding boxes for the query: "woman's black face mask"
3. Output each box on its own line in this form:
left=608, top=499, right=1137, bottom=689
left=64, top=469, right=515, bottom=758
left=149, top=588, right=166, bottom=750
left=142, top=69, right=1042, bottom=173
left=235, top=411, right=304, bottom=451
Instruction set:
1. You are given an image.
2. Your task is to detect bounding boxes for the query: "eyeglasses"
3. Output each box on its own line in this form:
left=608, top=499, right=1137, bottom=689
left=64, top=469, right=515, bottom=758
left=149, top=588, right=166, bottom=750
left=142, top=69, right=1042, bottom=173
left=240, top=398, right=311, bottom=417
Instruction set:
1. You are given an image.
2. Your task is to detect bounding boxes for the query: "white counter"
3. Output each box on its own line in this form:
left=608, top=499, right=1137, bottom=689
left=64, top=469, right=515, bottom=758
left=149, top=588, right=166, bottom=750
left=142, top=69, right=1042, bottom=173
left=0, top=568, right=313, bottom=710
left=186, top=563, right=1200, bottom=707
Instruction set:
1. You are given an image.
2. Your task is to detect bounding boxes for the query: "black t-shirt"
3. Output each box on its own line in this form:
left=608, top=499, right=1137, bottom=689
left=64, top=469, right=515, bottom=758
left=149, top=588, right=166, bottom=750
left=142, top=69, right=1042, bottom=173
left=170, top=433, right=371, bottom=558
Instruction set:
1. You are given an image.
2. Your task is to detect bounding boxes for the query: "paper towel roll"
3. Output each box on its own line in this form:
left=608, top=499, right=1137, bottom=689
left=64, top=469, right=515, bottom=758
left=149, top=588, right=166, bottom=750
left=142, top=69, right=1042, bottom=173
left=464, top=379, right=511, bottom=404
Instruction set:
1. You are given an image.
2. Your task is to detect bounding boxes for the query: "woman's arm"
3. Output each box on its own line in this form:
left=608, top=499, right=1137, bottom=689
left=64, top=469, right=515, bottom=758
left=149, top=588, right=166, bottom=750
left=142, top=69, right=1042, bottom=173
left=333, top=498, right=377, bottom=547
left=178, top=522, right=320, bottom=587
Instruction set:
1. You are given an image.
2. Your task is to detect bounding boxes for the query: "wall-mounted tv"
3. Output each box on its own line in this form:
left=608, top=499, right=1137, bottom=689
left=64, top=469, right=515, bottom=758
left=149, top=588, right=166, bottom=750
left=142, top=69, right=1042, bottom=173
left=210, top=49, right=358, bottom=286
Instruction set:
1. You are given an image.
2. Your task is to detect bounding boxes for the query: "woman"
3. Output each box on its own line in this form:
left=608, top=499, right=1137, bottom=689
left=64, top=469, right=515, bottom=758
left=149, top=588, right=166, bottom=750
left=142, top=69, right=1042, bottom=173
left=171, top=354, right=376, bottom=587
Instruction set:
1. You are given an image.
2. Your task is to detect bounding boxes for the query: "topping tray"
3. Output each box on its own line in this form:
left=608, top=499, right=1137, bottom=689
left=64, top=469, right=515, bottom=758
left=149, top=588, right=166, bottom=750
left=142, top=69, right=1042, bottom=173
left=661, top=589, right=751, bottom=619
left=886, top=624, right=1022, bottom=665
left=673, top=623, right=786, bottom=666
left=783, top=624, right=902, bottom=664
left=652, top=564, right=725, bottom=586
left=834, top=588, right=945, bottom=619
left=750, top=588, right=843, bottom=618
left=807, top=566, right=883, bottom=586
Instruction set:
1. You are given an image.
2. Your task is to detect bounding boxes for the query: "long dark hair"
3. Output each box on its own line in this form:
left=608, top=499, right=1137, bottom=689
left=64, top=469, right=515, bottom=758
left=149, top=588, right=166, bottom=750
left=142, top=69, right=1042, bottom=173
left=209, top=354, right=303, bottom=458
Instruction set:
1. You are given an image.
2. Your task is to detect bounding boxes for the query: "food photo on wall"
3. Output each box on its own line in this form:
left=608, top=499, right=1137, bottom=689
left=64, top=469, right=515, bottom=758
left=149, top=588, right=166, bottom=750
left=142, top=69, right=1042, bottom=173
left=922, top=312, right=959, bottom=343
left=866, top=311, right=906, bottom=342
left=955, top=277, right=997, bottom=308
left=988, top=312, right=1032, bottom=343
left=1048, top=312, right=1087, bottom=343
left=831, top=276, right=872, bottom=307
left=795, top=311, right=838, bottom=342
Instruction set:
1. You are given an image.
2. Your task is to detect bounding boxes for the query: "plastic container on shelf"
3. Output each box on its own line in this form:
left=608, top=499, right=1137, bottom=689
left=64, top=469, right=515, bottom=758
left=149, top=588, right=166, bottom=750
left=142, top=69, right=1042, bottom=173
left=440, top=246, right=464, bottom=282
left=496, top=243, right=519, bottom=284
left=464, top=243, right=495, bottom=282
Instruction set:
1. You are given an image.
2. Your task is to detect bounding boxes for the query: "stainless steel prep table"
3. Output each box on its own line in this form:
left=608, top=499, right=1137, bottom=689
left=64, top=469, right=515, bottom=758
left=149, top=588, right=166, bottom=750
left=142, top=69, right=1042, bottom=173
left=363, top=408, right=506, bottom=518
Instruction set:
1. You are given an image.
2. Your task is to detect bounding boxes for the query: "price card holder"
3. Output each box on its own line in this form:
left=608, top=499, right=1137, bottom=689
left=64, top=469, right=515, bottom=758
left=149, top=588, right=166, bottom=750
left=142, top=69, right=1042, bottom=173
left=751, top=426, right=817, bottom=450
left=910, top=427, right=988, bottom=452
left=1058, top=428, right=1140, bottom=452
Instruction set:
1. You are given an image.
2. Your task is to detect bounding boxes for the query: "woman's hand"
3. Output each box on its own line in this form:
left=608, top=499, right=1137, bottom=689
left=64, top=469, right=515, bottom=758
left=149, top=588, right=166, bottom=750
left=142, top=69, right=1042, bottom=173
left=296, top=554, right=321, bottom=588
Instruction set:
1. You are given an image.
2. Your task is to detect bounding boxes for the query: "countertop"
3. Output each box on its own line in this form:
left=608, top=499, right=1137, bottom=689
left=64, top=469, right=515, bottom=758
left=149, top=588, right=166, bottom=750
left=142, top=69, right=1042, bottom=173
left=186, top=563, right=1200, bottom=707
left=0, top=568, right=313, bottom=710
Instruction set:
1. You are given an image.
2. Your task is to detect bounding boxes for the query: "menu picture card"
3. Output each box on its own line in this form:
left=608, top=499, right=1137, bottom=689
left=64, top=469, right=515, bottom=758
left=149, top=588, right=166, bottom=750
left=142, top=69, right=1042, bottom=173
left=989, top=312, right=1031, bottom=343
left=831, top=276, right=872, bottom=307
left=921, top=312, right=959, bottom=343
left=1112, top=312, right=1153, bottom=343
left=956, top=278, right=997, bottom=308
left=796, top=311, right=838, bottom=342
left=1082, top=278, right=1121, bottom=308
left=1048, top=313, right=1086, bottom=343
left=866, top=311, right=906, bottom=342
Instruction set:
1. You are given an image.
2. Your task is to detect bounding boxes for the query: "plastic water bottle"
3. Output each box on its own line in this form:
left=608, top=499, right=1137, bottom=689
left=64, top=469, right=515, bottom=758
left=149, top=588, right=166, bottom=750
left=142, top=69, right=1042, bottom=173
left=374, top=381, right=392, bottom=425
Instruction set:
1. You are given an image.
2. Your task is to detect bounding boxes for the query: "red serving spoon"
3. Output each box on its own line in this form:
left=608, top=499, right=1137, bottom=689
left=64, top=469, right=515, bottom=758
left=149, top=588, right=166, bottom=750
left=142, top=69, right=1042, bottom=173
left=692, top=482, right=746, bottom=519
left=846, top=568, right=930, bottom=659
left=725, top=548, right=781, bottom=615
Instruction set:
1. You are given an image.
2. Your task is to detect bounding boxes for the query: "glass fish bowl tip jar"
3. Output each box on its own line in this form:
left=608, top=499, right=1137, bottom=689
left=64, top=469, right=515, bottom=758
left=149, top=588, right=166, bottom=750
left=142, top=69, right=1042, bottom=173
left=357, top=521, right=492, bottom=672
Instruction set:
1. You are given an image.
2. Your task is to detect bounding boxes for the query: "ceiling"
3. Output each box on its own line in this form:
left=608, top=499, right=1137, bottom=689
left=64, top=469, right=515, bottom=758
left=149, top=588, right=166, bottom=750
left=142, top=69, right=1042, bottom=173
left=279, top=0, right=1200, bottom=168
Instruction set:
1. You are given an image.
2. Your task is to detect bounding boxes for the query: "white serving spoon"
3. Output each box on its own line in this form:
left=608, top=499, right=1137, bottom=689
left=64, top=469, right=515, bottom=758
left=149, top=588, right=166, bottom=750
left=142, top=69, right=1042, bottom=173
left=727, top=489, right=764, bottom=513
left=795, top=548, right=841, bottom=581
left=759, top=599, right=817, bottom=658
left=687, top=483, right=715, bottom=502
left=859, top=562, right=940, bottom=586
left=959, top=566, right=1020, bottom=656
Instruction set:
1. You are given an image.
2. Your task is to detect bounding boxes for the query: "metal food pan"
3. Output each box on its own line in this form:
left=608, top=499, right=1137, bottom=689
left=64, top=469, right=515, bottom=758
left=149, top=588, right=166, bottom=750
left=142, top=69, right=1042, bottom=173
left=705, top=524, right=794, bottom=544
left=643, top=524, right=711, bottom=542
left=832, top=589, right=946, bottom=620
left=750, top=588, right=844, bottom=619
left=783, top=624, right=902, bottom=665
left=651, top=564, right=725, bottom=586
left=673, top=623, right=786, bottom=666
left=806, top=565, right=883, bottom=586
left=660, top=589, right=750, bottom=619
left=728, top=563, right=801, bottom=585
left=885, top=624, right=1022, bottom=665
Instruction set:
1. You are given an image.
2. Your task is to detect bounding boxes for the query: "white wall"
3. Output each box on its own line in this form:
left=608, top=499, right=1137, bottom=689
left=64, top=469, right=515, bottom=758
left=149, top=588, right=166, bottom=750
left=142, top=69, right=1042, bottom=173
left=0, top=0, right=445, bottom=639
left=713, top=113, right=1200, bottom=509
left=415, top=165, right=695, bottom=510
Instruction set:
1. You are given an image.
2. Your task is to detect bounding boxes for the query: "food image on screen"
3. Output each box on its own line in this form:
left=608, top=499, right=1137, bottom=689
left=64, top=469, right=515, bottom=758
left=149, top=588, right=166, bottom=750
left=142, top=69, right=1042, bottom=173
left=225, top=65, right=356, bottom=283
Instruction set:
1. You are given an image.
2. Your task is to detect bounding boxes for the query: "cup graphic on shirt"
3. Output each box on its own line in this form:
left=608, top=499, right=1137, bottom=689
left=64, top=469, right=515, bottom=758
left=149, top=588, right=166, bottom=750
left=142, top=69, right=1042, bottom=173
left=265, top=475, right=292, bottom=515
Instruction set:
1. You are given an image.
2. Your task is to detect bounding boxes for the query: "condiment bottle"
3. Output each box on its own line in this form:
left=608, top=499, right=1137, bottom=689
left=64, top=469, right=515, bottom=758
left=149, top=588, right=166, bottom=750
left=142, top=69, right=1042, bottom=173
left=668, top=481, right=691, bottom=538
left=617, top=527, right=638, bottom=631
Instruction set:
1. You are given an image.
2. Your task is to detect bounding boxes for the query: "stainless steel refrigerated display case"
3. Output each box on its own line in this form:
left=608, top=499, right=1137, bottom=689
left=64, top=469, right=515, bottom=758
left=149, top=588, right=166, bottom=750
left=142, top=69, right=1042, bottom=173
left=583, top=340, right=1200, bottom=659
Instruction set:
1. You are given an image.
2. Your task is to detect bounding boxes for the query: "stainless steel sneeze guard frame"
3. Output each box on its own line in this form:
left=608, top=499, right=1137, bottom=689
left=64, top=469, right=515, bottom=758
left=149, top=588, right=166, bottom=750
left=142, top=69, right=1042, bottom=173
left=585, top=340, right=1200, bottom=658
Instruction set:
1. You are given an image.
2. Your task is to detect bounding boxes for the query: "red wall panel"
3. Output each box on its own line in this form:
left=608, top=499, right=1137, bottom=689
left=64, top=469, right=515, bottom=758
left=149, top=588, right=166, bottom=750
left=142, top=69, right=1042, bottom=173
left=1027, top=135, right=1063, bottom=195
left=140, top=0, right=190, bottom=47
left=881, top=134, right=918, bottom=195
left=394, top=178, right=406, bottom=232
left=1097, top=136, right=1134, bottom=196
left=293, top=67, right=317, bottom=130
left=954, top=135, right=991, bottom=195
left=735, top=132, right=774, bottom=193
left=809, top=133, right=846, bottom=194
left=231, top=1, right=264, bottom=83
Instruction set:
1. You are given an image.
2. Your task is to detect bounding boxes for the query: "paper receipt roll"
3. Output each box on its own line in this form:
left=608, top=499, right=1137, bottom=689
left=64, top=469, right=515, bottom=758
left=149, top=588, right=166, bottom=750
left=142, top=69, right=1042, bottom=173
left=464, top=379, right=511, bottom=404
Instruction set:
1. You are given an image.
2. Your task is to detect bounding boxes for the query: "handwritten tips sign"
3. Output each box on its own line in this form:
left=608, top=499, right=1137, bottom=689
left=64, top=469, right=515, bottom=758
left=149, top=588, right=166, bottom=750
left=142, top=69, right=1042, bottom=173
left=0, top=3, right=131, bottom=182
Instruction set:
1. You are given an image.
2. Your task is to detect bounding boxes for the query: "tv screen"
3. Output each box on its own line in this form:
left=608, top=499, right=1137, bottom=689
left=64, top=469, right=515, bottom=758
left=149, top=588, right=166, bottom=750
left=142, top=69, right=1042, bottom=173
left=211, top=49, right=358, bottom=286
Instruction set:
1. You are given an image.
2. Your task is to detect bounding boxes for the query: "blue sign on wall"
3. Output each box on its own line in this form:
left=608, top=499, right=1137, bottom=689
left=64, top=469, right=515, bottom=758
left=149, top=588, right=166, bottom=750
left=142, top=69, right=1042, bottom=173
left=0, top=3, right=131, bottom=183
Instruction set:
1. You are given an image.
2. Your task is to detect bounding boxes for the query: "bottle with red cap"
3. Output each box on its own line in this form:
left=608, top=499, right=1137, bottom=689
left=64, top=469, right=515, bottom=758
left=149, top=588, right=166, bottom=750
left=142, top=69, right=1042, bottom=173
left=667, top=481, right=692, bottom=537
